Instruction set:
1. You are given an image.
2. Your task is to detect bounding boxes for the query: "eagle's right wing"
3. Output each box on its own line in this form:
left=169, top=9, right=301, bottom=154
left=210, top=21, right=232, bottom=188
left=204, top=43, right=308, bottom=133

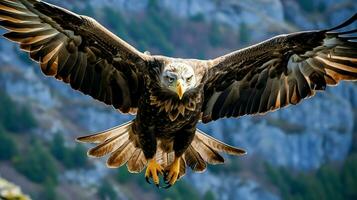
left=201, top=14, right=357, bottom=123
left=0, top=0, right=151, bottom=114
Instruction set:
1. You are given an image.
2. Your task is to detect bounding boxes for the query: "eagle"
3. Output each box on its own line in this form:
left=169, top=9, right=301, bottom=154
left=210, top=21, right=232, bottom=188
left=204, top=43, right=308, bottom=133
left=1, top=0, right=357, bottom=188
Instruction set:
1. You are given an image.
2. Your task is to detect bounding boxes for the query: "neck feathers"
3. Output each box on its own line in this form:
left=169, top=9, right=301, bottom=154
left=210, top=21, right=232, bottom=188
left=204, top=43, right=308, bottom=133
left=149, top=92, right=201, bottom=121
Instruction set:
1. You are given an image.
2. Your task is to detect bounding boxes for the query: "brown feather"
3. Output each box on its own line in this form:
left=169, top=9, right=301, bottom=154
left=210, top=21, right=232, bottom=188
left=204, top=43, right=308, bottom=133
left=76, top=121, right=132, bottom=143
left=201, top=14, right=357, bottom=122
left=195, top=129, right=246, bottom=156
left=0, top=0, right=148, bottom=114
left=183, top=146, right=206, bottom=172
left=107, top=141, right=136, bottom=168
left=127, top=149, right=147, bottom=173
left=191, top=137, right=224, bottom=164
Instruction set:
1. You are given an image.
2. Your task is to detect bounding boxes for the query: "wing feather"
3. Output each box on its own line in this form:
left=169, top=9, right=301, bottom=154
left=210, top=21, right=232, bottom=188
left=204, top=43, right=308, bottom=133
left=201, top=14, right=357, bottom=123
left=0, top=0, right=151, bottom=114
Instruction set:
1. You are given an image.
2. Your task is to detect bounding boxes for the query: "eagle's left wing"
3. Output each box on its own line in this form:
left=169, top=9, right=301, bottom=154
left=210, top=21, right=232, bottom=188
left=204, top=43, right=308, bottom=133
left=0, top=0, right=151, bottom=114
left=201, top=14, right=357, bottom=123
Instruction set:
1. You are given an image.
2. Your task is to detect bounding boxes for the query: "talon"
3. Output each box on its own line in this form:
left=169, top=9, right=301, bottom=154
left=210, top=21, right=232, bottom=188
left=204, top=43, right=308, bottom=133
left=164, top=179, right=169, bottom=184
left=145, top=159, right=164, bottom=186
left=163, top=184, right=172, bottom=189
left=165, top=156, right=181, bottom=187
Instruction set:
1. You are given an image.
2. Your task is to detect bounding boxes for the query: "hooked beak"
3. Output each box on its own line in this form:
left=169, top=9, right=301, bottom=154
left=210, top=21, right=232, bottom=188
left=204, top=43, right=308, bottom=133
left=176, top=79, right=185, bottom=100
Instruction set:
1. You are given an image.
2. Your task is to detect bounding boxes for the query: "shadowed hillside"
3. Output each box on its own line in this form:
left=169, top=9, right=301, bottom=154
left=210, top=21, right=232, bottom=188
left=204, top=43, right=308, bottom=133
left=0, top=0, right=356, bottom=199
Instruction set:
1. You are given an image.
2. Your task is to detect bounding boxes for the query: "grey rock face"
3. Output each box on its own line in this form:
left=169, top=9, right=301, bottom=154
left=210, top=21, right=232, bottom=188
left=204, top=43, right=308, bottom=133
left=0, top=1, right=356, bottom=200
left=189, top=171, right=280, bottom=200
left=202, top=84, right=355, bottom=171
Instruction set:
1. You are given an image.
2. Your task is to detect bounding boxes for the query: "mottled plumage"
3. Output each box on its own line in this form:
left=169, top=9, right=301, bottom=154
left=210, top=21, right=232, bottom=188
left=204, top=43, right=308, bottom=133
left=1, top=0, right=357, bottom=188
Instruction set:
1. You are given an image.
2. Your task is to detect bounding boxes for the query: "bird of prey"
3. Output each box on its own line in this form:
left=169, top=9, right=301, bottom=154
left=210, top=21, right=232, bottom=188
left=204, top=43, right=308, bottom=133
left=1, top=0, right=357, bottom=188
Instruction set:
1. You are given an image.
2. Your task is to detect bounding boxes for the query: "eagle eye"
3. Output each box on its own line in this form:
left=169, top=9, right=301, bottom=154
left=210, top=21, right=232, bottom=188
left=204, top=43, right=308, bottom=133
left=166, top=76, right=175, bottom=83
left=187, top=76, right=193, bottom=82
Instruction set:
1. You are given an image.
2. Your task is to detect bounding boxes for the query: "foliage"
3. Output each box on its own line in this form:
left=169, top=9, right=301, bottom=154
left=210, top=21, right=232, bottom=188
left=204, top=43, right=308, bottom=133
left=158, top=180, right=200, bottom=200
left=101, top=6, right=175, bottom=56
left=50, top=133, right=67, bottom=161
left=116, top=167, right=201, bottom=199
left=40, top=179, right=57, bottom=200
left=116, top=167, right=133, bottom=184
left=13, top=141, right=58, bottom=184
left=50, top=133, right=88, bottom=169
left=265, top=153, right=357, bottom=200
left=97, top=180, right=117, bottom=200
left=0, top=127, right=17, bottom=160
left=67, top=144, right=88, bottom=168
left=0, top=91, right=37, bottom=133
left=203, top=190, right=216, bottom=200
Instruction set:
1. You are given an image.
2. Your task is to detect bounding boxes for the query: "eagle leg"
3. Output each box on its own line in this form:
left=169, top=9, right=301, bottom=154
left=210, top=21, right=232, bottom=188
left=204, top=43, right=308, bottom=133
left=163, top=156, right=181, bottom=188
left=145, top=158, right=164, bottom=187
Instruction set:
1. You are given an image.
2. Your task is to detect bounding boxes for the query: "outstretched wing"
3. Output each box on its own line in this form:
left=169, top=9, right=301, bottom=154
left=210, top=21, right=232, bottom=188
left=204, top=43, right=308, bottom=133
left=0, top=0, right=150, bottom=114
left=201, top=14, right=357, bottom=123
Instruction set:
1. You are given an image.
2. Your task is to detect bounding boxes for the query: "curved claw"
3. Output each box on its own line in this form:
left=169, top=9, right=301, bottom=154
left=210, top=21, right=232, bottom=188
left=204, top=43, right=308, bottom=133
left=163, top=157, right=181, bottom=187
left=162, top=184, right=172, bottom=189
left=145, top=159, right=164, bottom=186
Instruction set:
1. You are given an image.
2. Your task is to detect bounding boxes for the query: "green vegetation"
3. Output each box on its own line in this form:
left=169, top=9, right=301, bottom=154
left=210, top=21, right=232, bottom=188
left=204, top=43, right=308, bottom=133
left=265, top=153, right=357, bottom=200
left=203, top=190, right=216, bottom=200
left=40, top=179, right=58, bottom=200
left=116, top=166, right=133, bottom=184
left=0, top=91, right=37, bottom=133
left=0, top=127, right=17, bottom=160
left=13, top=141, right=58, bottom=184
left=98, top=180, right=117, bottom=200
left=101, top=6, right=178, bottom=56
left=50, top=133, right=89, bottom=169
left=116, top=167, right=201, bottom=199
left=158, top=179, right=201, bottom=200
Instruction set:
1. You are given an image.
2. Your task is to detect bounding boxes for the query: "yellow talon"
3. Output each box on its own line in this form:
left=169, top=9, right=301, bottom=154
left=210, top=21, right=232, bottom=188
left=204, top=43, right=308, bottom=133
left=145, top=159, right=163, bottom=185
left=165, top=156, right=181, bottom=186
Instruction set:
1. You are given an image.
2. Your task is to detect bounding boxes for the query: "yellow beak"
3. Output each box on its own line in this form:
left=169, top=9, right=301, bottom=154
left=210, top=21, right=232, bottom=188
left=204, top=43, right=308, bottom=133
left=176, top=79, right=185, bottom=100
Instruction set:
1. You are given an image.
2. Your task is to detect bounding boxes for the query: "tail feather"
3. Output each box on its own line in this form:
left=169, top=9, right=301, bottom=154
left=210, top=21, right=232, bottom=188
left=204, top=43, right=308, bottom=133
left=156, top=150, right=186, bottom=180
left=127, top=149, right=147, bottom=173
left=184, top=146, right=207, bottom=172
left=191, top=137, right=224, bottom=164
left=157, top=149, right=175, bottom=168
left=77, top=121, right=147, bottom=172
left=183, top=129, right=246, bottom=173
left=107, top=140, right=136, bottom=168
left=195, top=129, right=247, bottom=156
left=76, top=121, right=132, bottom=143
left=87, top=133, right=129, bottom=158
left=77, top=124, right=247, bottom=176
left=179, top=157, right=186, bottom=179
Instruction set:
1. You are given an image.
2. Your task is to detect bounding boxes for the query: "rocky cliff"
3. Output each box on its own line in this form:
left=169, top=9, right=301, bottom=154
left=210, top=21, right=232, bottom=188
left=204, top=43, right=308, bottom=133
left=0, top=0, right=356, bottom=200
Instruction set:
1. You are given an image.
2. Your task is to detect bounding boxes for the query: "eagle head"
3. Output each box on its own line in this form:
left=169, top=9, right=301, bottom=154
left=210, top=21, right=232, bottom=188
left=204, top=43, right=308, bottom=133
left=160, top=62, right=196, bottom=100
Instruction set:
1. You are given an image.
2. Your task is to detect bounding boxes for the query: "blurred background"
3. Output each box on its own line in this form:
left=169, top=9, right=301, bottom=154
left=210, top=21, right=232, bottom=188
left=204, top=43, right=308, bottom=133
left=0, top=0, right=357, bottom=199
